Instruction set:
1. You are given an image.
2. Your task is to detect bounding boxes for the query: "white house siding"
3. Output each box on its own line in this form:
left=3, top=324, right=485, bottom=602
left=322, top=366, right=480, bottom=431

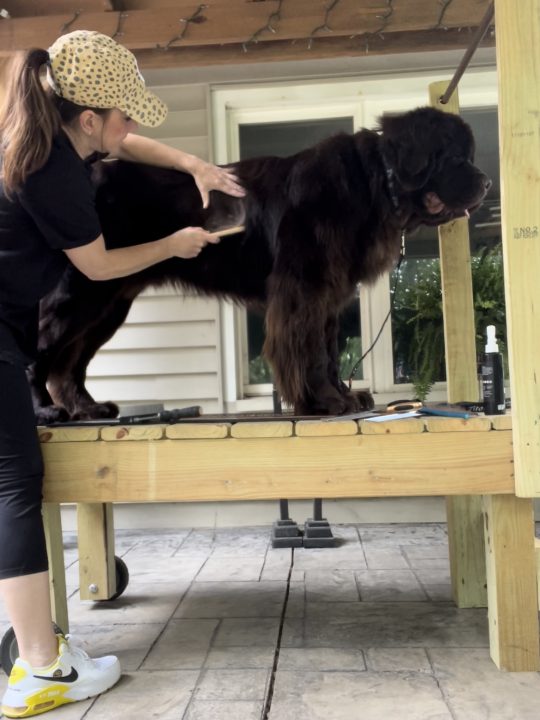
left=85, top=83, right=224, bottom=413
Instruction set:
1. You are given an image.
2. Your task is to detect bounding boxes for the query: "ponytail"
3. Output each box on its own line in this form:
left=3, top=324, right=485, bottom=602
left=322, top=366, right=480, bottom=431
left=0, top=48, right=59, bottom=198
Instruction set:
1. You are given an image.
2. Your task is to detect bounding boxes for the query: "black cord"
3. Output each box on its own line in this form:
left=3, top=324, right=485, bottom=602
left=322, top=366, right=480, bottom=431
left=348, top=234, right=405, bottom=388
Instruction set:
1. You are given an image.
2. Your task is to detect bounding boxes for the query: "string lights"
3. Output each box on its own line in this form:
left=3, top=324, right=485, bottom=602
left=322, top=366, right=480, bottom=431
left=60, top=9, right=81, bottom=34
left=307, top=0, right=342, bottom=49
left=242, top=0, right=283, bottom=52
left=0, top=0, right=487, bottom=59
left=433, top=0, right=454, bottom=30
left=350, top=0, right=395, bottom=53
left=157, top=4, right=208, bottom=51
left=111, top=0, right=128, bottom=39
left=112, top=13, right=128, bottom=39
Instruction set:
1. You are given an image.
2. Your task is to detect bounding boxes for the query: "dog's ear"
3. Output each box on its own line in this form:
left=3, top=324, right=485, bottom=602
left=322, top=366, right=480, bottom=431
left=379, top=109, right=443, bottom=191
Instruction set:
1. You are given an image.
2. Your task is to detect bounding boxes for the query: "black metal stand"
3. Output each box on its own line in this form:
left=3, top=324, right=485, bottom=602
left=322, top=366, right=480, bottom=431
left=271, top=498, right=337, bottom=548
left=271, top=499, right=303, bottom=548
left=303, top=498, right=337, bottom=548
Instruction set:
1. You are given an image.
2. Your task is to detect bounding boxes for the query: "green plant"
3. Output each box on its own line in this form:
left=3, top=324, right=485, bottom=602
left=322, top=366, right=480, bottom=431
left=392, top=258, right=446, bottom=387
left=391, top=245, right=507, bottom=389
left=411, top=375, right=435, bottom=402
left=471, top=245, right=507, bottom=368
left=339, top=335, right=363, bottom=380
left=249, top=354, right=273, bottom=384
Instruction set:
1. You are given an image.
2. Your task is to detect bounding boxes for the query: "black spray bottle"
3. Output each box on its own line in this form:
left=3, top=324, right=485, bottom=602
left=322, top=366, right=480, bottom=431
left=481, top=325, right=505, bottom=415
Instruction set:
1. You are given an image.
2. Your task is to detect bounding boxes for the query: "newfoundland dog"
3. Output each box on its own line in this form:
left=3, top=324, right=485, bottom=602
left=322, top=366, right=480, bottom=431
left=30, top=107, right=490, bottom=422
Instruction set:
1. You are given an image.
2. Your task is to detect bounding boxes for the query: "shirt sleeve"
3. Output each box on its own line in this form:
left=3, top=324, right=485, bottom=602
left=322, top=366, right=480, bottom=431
left=18, top=144, right=102, bottom=251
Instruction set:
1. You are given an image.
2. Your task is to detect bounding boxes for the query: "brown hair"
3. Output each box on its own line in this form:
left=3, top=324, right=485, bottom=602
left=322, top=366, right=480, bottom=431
left=0, top=48, right=108, bottom=198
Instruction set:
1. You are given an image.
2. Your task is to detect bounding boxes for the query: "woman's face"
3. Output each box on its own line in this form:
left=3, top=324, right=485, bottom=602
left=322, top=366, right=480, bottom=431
left=95, top=108, right=138, bottom=154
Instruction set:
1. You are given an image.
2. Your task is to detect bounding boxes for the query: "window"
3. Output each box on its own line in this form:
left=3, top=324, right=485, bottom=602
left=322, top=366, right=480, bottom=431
left=390, top=107, right=504, bottom=397
left=212, top=72, right=499, bottom=409
left=237, top=117, right=364, bottom=388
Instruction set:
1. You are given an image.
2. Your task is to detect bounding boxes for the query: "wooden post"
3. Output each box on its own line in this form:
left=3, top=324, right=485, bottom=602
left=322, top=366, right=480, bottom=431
left=429, top=80, right=487, bottom=608
left=495, top=0, right=540, bottom=497
left=42, top=503, right=69, bottom=634
left=483, top=494, right=539, bottom=670
left=77, top=503, right=116, bottom=601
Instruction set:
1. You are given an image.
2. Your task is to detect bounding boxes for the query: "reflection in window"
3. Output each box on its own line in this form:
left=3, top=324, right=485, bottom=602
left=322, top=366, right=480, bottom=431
left=390, top=107, right=504, bottom=395
left=238, top=117, right=364, bottom=386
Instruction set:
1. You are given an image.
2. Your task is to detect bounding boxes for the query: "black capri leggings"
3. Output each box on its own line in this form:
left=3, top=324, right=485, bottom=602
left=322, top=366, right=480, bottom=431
left=0, top=357, right=48, bottom=579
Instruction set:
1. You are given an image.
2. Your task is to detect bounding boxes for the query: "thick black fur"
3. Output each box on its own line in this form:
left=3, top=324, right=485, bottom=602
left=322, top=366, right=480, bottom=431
left=31, top=107, right=490, bottom=422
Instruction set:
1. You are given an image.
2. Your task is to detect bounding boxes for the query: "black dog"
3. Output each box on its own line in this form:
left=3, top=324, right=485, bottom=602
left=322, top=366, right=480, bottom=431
left=31, top=107, right=490, bottom=422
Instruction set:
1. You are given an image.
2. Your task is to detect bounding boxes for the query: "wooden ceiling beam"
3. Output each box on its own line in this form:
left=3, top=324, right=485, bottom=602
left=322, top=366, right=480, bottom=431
left=134, top=28, right=495, bottom=70
left=0, top=0, right=493, bottom=55
left=0, top=1, right=113, bottom=17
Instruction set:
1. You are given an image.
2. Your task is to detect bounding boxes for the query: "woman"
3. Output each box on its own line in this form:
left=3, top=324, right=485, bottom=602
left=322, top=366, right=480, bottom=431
left=0, top=30, right=244, bottom=718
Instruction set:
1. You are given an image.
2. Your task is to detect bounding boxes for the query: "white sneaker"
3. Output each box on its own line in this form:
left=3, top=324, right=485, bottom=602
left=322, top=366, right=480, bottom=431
left=1, top=634, right=121, bottom=718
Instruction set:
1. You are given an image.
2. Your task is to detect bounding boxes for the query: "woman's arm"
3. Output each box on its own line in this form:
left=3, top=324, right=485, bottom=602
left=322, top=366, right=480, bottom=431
left=116, top=133, right=245, bottom=208
left=64, top=226, right=221, bottom=282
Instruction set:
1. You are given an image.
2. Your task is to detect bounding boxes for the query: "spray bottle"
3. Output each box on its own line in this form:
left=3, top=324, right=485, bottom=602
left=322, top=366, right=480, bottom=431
left=481, top=325, right=505, bottom=415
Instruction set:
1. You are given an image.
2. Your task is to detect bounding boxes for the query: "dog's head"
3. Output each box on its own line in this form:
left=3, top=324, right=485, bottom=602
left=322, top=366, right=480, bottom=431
left=379, top=107, right=491, bottom=227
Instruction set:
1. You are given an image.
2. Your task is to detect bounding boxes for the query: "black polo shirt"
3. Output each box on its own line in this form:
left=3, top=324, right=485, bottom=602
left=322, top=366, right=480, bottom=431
left=0, top=132, right=102, bottom=363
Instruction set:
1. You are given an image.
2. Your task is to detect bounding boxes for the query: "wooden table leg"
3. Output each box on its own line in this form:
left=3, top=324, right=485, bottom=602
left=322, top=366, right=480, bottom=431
left=77, top=503, right=116, bottom=601
left=42, top=503, right=69, bottom=634
left=446, top=496, right=488, bottom=607
left=483, top=494, right=540, bottom=670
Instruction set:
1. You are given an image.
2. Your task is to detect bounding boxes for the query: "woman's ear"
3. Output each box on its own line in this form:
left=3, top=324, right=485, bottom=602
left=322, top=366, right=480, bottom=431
left=78, top=109, right=100, bottom=137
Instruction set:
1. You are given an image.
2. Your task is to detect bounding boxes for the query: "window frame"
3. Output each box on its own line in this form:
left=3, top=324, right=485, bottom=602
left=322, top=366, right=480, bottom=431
left=211, top=71, right=498, bottom=410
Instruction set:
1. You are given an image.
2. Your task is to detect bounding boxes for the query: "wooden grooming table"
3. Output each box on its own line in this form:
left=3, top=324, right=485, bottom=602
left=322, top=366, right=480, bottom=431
left=40, top=413, right=540, bottom=672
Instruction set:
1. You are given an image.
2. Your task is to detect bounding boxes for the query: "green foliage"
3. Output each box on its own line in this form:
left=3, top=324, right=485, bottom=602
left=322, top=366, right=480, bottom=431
left=249, top=244, right=506, bottom=394
left=471, top=246, right=507, bottom=364
left=248, top=336, right=363, bottom=386
left=249, top=354, right=273, bottom=384
left=339, top=335, right=363, bottom=380
left=392, top=258, right=445, bottom=389
left=411, top=375, right=435, bottom=403
left=391, top=245, right=506, bottom=390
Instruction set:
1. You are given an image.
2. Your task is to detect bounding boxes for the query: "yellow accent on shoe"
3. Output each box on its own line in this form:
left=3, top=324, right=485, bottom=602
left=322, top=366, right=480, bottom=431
left=1, top=684, right=74, bottom=718
left=8, top=665, right=28, bottom=685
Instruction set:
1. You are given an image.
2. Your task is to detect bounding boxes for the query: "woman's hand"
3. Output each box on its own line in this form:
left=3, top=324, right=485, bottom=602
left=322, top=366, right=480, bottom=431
left=192, top=160, right=246, bottom=208
left=167, top=226, right=222, bottom=259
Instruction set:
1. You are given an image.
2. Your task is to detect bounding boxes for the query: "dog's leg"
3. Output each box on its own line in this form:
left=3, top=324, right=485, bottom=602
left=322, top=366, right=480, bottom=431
left=27, top=357, right=69, bottom=425
left=48, top=294, right=136, bottom=420
left=264, top=276, right=352, bottom=416
left=325, top=314, right=374, bottom=412
left=33, top=274, right=135, bottom=423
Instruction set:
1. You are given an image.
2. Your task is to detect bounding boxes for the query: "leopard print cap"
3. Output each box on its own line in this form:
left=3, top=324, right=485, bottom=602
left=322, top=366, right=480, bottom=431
left=47, top=30, right=167, bottom=128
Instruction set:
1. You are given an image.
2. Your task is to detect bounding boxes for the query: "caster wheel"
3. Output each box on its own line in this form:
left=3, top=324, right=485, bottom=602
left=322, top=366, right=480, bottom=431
left=1, top=623, right=63, bottom=676
left=104, top=556, right=129, bottom=601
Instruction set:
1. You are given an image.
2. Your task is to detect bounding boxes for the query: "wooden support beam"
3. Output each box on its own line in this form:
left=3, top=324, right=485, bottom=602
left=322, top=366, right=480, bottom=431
left=41, top=430, right=515, bottom=503
left=0, top=1, right=113, bottom=17
left=483, top=494, right=539, bottom=670
left=0, top=0, right=494, bottom=55
left=428, top=80, right=479, bottom=410
left=495, top=0, right=540, bottom=497
left=535, top=537, right=540, bottom=610
left=42, top=503, right=69, bottom=634
left=429, top=80, right=487, bottom=609
left=77, top=503, right=117, bottom=601
left=134, top=29, right=494, bottom=70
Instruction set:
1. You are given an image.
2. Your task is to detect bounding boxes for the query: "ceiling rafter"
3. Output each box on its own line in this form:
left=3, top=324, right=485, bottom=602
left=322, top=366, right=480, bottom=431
left=0, top=0, right=495, bottom=68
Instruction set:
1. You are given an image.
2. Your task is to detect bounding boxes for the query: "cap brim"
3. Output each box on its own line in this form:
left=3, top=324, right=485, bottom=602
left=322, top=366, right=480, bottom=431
left=120, top=86, right=168, bottom=128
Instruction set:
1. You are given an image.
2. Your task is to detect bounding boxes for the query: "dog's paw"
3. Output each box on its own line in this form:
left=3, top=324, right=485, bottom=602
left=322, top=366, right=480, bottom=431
left=34, top=404, right=70, bottom=426
left=353, top=390, right=375, bottom=411
left=295, top=390, right=349, bottom=417
left=71, top=401, right=119, bottom=421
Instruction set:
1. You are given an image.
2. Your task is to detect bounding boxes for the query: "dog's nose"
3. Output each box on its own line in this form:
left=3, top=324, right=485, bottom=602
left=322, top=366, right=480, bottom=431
left=483, top=177, right=492, bottom=192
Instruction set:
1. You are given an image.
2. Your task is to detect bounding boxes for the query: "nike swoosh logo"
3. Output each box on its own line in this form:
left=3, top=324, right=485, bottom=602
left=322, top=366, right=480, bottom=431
left=33, top=667, right=79, bottom=683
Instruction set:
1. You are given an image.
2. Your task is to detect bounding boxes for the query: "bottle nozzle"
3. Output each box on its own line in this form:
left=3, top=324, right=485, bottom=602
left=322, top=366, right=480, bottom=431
left=485, top=325, right=499, bottom=353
